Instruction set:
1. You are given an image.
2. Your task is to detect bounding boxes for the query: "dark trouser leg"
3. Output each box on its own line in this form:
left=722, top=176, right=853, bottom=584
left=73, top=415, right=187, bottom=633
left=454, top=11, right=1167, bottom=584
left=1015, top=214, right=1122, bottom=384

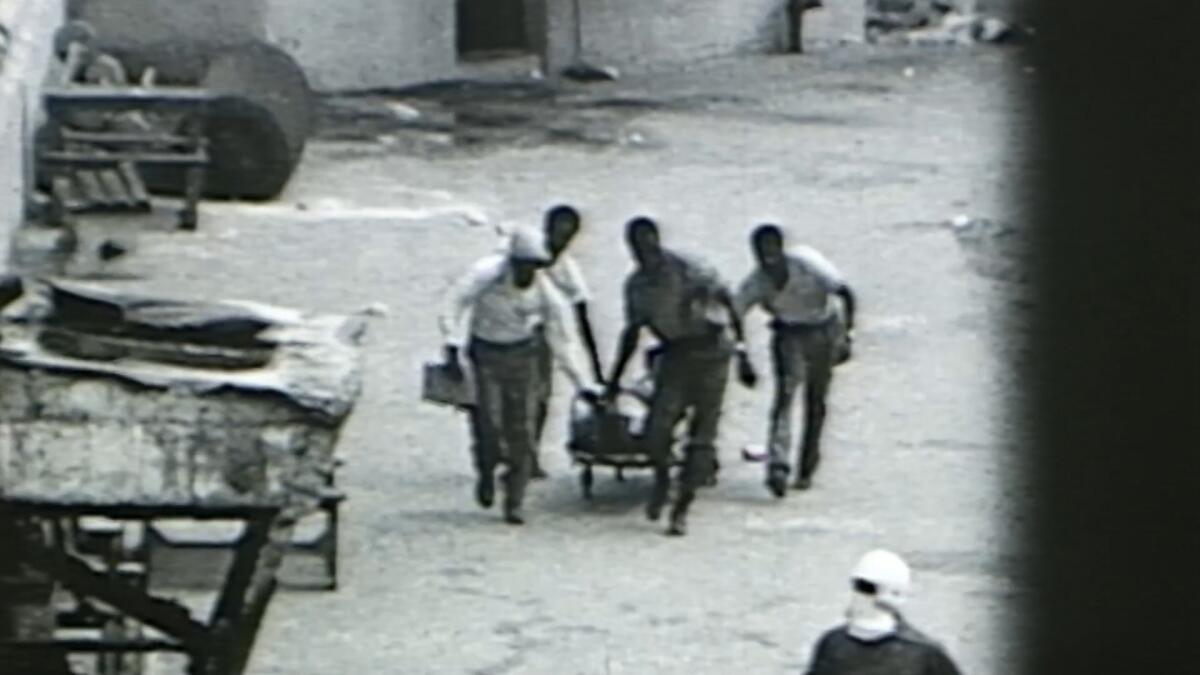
left=499, top=349, right=540, bottom=518
left=787, top=0, right=806, bottom=53
left=531, top=332, right=553, bottom=478
left=797, top=328, right=834, bottom=485
left=768, top=330, right=805, bottom=482
left=643, top=352, right=689, bottom=520
left=468, top=348, right=505, bottom=508
left=669, top=351, right=731, bottom=532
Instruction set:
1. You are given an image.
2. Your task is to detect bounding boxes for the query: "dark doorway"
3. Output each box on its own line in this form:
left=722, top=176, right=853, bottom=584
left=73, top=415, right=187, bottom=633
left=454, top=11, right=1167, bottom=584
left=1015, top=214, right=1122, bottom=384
left=457, top=0, right=531, bottom=57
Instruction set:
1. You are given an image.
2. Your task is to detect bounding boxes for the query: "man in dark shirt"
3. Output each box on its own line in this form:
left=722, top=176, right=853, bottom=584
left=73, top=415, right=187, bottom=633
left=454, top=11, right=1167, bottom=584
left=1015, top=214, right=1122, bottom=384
left=607, top=217, right=757, bottom=536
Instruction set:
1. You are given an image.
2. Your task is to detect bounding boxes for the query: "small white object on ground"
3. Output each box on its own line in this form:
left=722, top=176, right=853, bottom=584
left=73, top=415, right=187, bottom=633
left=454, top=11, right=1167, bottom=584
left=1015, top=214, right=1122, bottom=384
left=742, top=444, right=768, bottom=462
left=903, top=67, right=916, bottom=78
left=951, top=214, right=973, bottom=229
left=358, top=302, right=390, bottom=317
left=386, top=102, right=421, bottom=121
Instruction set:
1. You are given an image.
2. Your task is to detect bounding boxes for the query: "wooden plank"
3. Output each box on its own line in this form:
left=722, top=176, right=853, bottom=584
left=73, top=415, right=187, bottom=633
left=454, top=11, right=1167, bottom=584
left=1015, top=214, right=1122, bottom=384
left=43, top=86, right=215, bottom=113
left=75, top=170, right=109, bottom=208
left=2, top=638, right=187, bottom=653
left=0, top=500, right=281, bottom=521
left=119, top=161, right=152, bottom=208
left=208, top=514, right=289, bottom=675
left=29, top=543, right=212, bottom=651
left=97, top=169, right=135, bottom=209
left=61, top=130, right=194, bottom=146
left=39, top=151, right=208, bottom=168
left=51, top=176, right=86, bottom=213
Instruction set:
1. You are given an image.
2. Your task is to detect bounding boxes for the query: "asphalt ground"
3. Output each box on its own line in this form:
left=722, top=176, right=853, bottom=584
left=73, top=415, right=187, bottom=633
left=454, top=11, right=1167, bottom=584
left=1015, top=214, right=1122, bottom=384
left=114, top=44, right=1033, bottom=674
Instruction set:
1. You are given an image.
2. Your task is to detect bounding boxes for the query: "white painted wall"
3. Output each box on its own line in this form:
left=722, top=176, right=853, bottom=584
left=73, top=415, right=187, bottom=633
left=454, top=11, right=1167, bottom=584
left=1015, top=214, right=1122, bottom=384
left=543, top=0, right=865, bottom=75
left=0, top=0, right=66, bottom=270
left=263, top=0, right=456, bottom=92
left=806, top=0, right=869, bottom=48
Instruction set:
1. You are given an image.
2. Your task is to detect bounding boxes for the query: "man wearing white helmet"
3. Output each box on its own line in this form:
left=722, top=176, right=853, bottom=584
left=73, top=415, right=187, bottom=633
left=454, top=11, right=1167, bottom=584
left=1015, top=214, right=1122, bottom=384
left=440, top=228, right=600, bottom=525
left=804, top=549, right=962, bottom=675
left=491, top=205, right=605, bottom=479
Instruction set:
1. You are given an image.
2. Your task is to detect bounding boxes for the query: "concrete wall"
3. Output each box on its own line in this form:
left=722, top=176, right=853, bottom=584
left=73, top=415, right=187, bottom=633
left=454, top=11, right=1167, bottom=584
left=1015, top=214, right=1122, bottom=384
left=0, top=0, right=66, bottom=271
left=805, top=0, right=869, bottom=48
left=547, top=0, right=785, bottom=73
left=69, top=0, right=268, bottom=81
left=62, top=1, right=871, bottom=91
left=71, top=0, right=267, bottom=52
left=263, top=0, right=456, bottom=92
left=542, top=0, right=865, bottom=75
left=70, top=0, right=455, bottom=92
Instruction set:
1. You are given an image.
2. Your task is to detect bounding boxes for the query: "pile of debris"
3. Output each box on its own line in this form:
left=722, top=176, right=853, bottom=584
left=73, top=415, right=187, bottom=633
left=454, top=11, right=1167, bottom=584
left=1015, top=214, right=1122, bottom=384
left=0, top=278, right=366, bottom=507
left=867, top=1, right=1025, bottom=46
left=948, top=215, right=1030, bottom=290
left=0, top=278, right=366, bottom=673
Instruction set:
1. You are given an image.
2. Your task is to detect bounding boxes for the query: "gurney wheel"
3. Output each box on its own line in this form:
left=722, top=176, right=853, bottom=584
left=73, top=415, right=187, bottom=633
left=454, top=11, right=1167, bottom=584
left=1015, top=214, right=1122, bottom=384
left=615, top=467, right=626, bottom=482
left=581, top=466, right=594, bottom=500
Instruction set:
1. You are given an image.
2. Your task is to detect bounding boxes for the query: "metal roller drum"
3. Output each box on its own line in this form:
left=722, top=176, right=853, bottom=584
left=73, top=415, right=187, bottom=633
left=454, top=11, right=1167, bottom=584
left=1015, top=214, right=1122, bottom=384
left=141, top=41, right=314, bottom=201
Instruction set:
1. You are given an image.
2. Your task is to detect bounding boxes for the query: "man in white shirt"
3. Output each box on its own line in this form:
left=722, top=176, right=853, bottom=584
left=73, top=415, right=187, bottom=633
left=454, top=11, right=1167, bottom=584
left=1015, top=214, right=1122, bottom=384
left=733, top=224, right=856, bottom=497
left=440, top=228, right=598, bottom=525
left=527, top=205, right=606, bottom=478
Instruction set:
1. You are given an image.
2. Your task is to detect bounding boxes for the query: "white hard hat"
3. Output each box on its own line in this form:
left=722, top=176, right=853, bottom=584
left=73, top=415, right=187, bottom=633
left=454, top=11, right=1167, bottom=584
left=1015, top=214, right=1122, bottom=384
left=508, top=227, right=551, bottom=263
left=851, top=549, right=911, bottom=606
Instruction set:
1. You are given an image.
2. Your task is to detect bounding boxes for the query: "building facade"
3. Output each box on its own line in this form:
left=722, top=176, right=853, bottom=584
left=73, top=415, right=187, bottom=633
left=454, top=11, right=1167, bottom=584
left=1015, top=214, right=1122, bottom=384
left=72, top=0, right=866, bottom=92
left=0, top=0, right=65, bottom=267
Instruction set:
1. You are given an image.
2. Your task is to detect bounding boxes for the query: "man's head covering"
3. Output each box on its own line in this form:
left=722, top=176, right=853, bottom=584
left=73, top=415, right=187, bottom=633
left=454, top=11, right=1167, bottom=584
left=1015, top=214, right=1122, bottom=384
left=508, top=227, right=551, bottom=263
left=844, top=549, right=911, bottom=642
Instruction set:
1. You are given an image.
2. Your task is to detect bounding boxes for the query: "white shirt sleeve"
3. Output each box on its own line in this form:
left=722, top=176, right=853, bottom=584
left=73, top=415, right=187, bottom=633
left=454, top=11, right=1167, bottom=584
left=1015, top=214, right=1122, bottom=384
left=537, top=278, right=593, bottom=389
left=732, top=270, right=765, bottom=318
left=793, top=246, right=846, bottom=291
left=439, top=255, right=505, bottom=349
left=544, top=255, right=590, bottom=305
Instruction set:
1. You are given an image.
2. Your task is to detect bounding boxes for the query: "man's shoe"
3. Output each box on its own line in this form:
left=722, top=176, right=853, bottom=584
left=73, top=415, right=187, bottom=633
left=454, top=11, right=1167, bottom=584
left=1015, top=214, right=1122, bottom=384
left=531, top=464, right=548, bottom=480
left=666, top=508, right=688, bottom=536
left=476, top=474, right=495, bottom=509
left=646, top=481, right=669, bottom=521
left=766, top=467, right=788, bottom=499
left=702, top=458, right=720, bottom=488
left=793, top=475, right=813, bottom=491
left=503, top=504, right=525, bottom=525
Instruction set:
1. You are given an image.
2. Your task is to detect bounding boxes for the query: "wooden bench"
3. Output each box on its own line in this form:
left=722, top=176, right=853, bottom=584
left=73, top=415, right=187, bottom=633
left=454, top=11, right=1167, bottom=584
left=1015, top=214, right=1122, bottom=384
left=143, top=458, right=347, bottom=592
left=39, top=86, right=214, bottom=231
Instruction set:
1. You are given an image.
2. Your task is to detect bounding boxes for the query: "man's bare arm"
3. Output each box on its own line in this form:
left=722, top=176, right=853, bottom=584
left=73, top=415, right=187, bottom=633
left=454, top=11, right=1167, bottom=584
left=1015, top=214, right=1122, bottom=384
left=607, top=323, right=642, bottom=396
left=836, top=284, right=856, bottom=331
left=573, top=302, right=606, bottom=384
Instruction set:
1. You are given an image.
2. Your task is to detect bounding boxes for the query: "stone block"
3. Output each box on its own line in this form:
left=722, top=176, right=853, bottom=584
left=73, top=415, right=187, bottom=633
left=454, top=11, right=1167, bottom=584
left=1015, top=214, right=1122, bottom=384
left=0, top=281, right=365, bottom=508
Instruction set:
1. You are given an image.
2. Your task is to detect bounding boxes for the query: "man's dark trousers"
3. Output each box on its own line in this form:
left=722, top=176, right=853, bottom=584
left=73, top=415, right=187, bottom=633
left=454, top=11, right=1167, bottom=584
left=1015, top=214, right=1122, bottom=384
left=468, top=337, right=542, bottom=512
left=641, top=333, right=732, bottom=518
left=768, top=318, right=836, bottom=482
left=531, top=327, right=554, bottom=474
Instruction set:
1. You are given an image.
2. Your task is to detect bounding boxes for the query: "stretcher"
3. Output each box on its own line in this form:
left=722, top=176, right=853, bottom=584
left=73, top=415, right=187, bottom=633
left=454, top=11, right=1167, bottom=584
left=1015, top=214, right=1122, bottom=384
left=565, top=381, right=699, bottom=500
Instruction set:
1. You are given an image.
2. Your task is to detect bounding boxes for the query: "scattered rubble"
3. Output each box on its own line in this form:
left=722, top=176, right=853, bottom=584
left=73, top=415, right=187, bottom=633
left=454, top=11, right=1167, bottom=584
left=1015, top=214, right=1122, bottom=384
left=357, top=302, right=391, bottom=318
left=0, top=279, right=367, bottom=507
left=867, top=1, right=1024, bottom=46
left=947, top=215, right=1029, bottom=286
left=562, top=63, right=620, bottom=83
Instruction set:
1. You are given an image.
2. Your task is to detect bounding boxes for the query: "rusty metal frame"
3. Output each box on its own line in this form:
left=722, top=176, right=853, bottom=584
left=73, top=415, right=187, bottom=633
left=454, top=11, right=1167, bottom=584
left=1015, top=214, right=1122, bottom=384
left=38, top=86, right=213, bottom=231
left=1, top=501, right=287, bottom=675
